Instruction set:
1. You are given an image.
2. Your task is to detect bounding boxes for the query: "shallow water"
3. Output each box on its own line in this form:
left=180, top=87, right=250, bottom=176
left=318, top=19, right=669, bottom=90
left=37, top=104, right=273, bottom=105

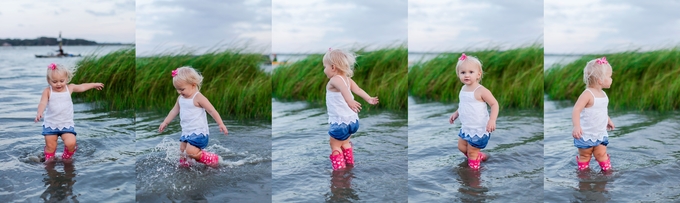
left=408, top=97, right=544, bottom=202
left=544, top=97, right=680, bottom=202
left=272, top=99, right=408, bottom=202
left=134, top=111, right=272, bottom=202
left=0, top=46, right=135, bottom=202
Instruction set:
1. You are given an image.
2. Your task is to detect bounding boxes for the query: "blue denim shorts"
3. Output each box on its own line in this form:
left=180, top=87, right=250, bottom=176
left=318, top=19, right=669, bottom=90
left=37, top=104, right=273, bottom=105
left=574, top=137, right=609, bottom=149
left=42, top=126, right=77, bottom=136
left=328, top=120, right=360, bottom=141
left=458, top=129, right=491, bottom=149
left=179, top=133, right=209, bottom=149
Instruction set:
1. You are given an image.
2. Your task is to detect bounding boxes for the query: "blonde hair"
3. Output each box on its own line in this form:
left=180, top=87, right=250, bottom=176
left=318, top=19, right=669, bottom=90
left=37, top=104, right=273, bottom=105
left=172, top=66, right=203, bottom=90
left=455, top=54, right=484, bottom=82
left=46, top=63, right=73, bottom=83
left=583, top=57, right=612, bottom=87
left=323, top=49, right=356, bottom=77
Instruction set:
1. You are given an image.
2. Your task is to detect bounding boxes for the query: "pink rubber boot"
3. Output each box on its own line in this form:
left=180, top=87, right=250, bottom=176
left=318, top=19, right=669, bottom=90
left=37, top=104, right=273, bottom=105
left=61, top=145, right=77, bottom=160
left=44, top=146, right=55, bottom=162
left=598, top=154, right=611, bottom=171
left=179, top=157, right=191, bottom=167
left=198, top=151, right=219, bottom=167
left=468, top=157, right=481, bottom=169
left=576, top=156, right=590, bottom=170
left=478, top=152, right=488, bottom=162
left=342, top=147, right=354, bottom=166
left=330, top=150, right=346, bottom=170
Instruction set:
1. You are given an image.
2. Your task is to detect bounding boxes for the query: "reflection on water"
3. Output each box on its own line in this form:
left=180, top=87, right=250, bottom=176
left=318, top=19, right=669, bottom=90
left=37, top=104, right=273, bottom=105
left=455, top=161, right=488, bottom=199
left=41, top=161, right=77, bottom=202
left=574, top=169, right=612, bottom=202
left=325, top=169, right=359, bottom=202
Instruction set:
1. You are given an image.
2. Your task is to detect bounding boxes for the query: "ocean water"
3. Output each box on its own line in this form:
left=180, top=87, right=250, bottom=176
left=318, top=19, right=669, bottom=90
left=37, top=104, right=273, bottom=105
left=0, top=46, right=136, bottom=202
left=408, top=97, right=544, bottom=202
left=544, top=98, right=680, bottom=202
left=272, top=99, right=408, bottom=202
left=134, top=111, right=272, bottom=202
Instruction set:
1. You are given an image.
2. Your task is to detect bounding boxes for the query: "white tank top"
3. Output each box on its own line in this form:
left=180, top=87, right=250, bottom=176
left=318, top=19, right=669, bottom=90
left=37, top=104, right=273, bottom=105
left=326, top=75, right=359, bottom=125
left=580, top=89, right=609, bottom=142
left=179, top=92, right=209, bottom=136
left=458, top=85, right=489, bottom=138
left=43, top=86, right=75, bottom=130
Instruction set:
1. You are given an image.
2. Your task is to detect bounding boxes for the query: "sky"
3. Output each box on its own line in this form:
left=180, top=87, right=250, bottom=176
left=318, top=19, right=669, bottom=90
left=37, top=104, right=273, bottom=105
left=136, top=0, right=271, bottom=55
left=545, top=0, right=680, bottom=54
left=0, top=0, right=135, bottom=43
left=272, top=0, right=407, bottom=53
left=408, top=0, right=544, bottom=53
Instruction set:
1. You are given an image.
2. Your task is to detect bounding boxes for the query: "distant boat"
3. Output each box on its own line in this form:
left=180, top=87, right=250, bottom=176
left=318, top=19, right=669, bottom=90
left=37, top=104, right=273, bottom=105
left=35, top=31, right=81, bottom=58
left=35, top=53, right=82, bottom=58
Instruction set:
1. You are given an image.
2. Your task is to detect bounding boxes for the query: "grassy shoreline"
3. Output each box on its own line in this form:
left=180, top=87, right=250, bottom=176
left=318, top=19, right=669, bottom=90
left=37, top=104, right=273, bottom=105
left=72, top=48, right=272, bottom=119
left=409, top=45, right=544, bottom=109
left=136, top=51, right=271, bottom=119
left=71, top=47, right=136, bottom=110
left=545, top=48, right=680, bottom=111
left=272, top=46, right=407, bottom=111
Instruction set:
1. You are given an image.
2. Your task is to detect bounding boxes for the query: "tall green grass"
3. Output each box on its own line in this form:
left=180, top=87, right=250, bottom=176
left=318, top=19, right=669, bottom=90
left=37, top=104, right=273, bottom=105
left=272, top=46, right=407, bottom=111
left=545, top=48, right=680, bottom=111
left=409, top=45, right=544, bottom=109
left=135, top=50, right=271, bottom=119
left=71, top=47, right=135, bottom=110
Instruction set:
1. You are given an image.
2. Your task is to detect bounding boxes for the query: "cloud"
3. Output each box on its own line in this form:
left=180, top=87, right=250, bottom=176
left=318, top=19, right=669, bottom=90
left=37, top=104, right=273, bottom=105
left=408, top=0, right=543, bottom=52
left=272, top=0, right=407, bottom=53
left=0, top=0, right=134, bottom=43
left=545, top=0, right=680, bottom=53
left=136, top=0, right=272, bottom=55
left=86, top=9, right=116, bottom=16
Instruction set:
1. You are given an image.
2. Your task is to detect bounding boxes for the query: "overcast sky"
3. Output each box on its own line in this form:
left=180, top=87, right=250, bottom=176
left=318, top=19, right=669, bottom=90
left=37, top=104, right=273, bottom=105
left=0, top=0, right=134, bottom=43
left=408, top=0, right=543, bottom=53
left=545, top=0, right=680, bottom=54
left=272, top=0, right=407, bottom=53
left=136, top=0, right=271, bottom=55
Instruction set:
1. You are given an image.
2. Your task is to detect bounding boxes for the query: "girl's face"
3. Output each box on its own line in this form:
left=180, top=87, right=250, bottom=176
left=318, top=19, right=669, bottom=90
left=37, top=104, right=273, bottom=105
left=600, top=66, right=613, bottom=88
left=457, top=62, right=481, bottom=86
left=48, top=72, right=68, bottom=92
left=323, top=62, right=335, bottom=78
left=173, top=80, right=197, bottom=98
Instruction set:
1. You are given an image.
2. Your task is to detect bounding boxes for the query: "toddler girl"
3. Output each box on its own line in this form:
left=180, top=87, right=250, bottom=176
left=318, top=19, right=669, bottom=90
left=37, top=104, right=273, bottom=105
left=158, top=66, right=228, bottom=167
left=449, top=53, right=499, bottom=170
left=324, top=48, right=378, bottom=170
left=572, top=57, right=614, bottom=171
left=35, top=63, right=104, bottom=162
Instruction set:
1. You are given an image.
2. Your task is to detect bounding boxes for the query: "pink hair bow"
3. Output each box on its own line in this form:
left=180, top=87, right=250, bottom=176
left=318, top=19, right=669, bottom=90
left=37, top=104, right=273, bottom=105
left=48, top=63, right=57, bottom=70
left=171, top=69, right=178, bottom=77
left=329, top=47, right=332, bottom=51
left=459, top=53, right=467, bottom=61
left=596, top=57, right=608, bottom=65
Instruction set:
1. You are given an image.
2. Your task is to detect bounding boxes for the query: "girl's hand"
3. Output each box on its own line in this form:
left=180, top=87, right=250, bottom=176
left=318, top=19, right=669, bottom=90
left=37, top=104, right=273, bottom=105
left=219, top=124, right=228, bottom=135
left=449, top=112, right=458, bottom=124
left=34, top=113, right=43, bottom=123
left=607, top=120, right=615, bottom=131
left=348, top=100, right=362, bottom=113
left=572, top=126, right=583, bottom=139
left=93, top=83, right=104, bottom=90
left=367, top=97, right=379, bottom=105
left=158, top=122, right=168, bottom=133
left=486, top=120, right=496, bottom=132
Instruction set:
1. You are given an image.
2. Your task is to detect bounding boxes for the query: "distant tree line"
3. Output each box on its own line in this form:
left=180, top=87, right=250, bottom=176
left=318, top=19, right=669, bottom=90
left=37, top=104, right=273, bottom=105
left=0, top=37, right=130, bottom=46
